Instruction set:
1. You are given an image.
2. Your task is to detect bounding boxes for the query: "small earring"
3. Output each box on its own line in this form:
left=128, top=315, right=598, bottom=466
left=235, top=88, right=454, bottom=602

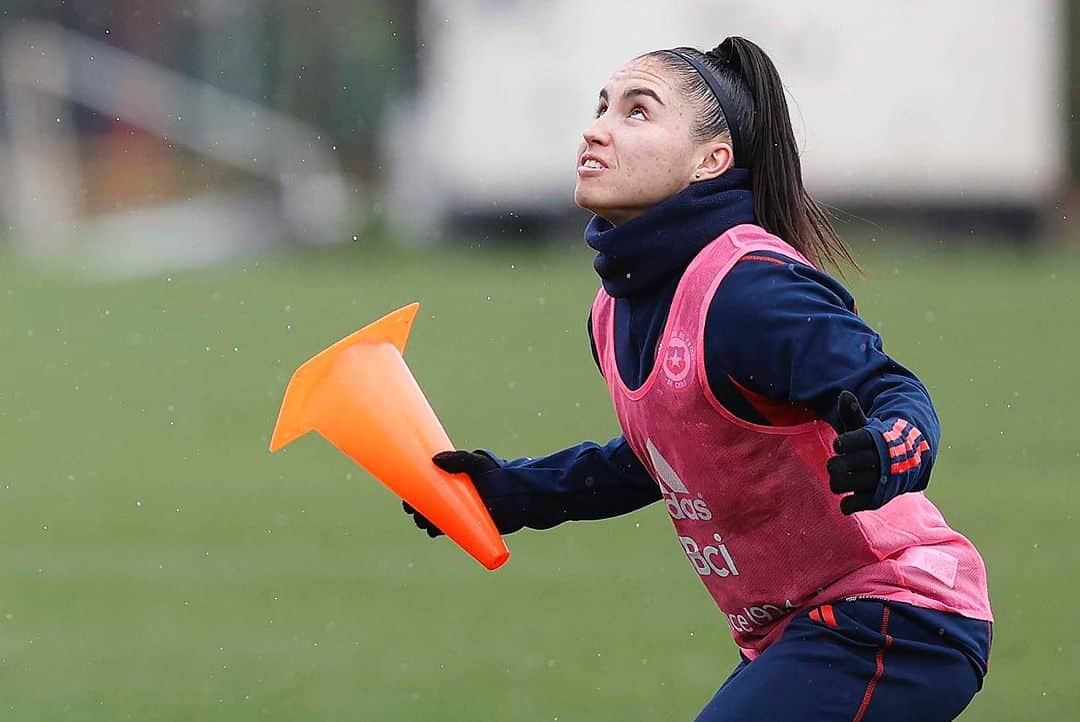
left=694, top=172, right=701, bottom=179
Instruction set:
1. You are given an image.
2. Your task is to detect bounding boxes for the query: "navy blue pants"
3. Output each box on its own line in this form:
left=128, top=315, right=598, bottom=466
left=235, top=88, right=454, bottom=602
left=695, top=601, right=991, bottom=722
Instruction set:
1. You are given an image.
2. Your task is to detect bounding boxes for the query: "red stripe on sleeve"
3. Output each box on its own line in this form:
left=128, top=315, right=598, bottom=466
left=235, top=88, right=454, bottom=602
left=882, top=419, right=908, bottom=443
left=891, top=456, right=922, bottom=474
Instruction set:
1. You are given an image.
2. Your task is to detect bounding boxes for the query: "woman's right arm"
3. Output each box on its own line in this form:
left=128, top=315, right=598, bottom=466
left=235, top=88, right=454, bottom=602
left=471, top=436, right=661, bottom=532
left=406, top=437, right=660, bottom=536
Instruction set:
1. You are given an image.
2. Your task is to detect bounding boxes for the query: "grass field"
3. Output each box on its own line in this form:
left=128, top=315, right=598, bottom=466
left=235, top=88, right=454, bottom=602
left=1, top=231, right=1078, bottom=721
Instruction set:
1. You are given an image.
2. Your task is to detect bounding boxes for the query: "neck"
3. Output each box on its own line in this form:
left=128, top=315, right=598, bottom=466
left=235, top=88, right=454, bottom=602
left=597, top=205, right=645, bottom=227
left=584, top=169, right=755, bottom=297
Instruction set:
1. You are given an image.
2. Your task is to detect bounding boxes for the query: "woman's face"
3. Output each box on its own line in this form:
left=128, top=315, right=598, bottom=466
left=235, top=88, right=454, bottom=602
left=574, top=57, right=729, bottom=225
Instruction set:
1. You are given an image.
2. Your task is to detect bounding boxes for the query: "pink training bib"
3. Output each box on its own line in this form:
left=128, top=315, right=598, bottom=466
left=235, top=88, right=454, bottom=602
left=590, top=224, right=992, bottom=658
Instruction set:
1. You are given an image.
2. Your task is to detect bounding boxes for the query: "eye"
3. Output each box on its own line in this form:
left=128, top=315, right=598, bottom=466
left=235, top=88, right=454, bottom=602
left=593, top=103, right=647, bottom=120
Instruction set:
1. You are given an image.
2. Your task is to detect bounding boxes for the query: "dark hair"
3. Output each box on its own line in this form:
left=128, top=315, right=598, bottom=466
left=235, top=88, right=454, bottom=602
left=645, top=37, right=858, bottom=272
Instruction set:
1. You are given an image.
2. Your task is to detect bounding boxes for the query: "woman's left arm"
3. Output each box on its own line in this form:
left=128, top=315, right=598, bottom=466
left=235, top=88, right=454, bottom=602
left=705, top=254, right=940, bottom=511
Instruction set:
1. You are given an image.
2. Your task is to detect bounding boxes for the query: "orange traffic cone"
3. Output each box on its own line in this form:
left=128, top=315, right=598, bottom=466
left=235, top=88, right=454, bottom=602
left=269, top=302, right=510, bottom=570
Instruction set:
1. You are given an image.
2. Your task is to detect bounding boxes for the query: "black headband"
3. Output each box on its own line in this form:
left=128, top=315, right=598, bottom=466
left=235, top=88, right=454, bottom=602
left=661, top=48, right=748, bottom=168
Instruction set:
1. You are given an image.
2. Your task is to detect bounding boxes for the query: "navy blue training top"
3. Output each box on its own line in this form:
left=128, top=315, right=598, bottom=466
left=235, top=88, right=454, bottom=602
left=477, top=251, right=939, bottom=530
left=471, top=171, right=939, bottom=531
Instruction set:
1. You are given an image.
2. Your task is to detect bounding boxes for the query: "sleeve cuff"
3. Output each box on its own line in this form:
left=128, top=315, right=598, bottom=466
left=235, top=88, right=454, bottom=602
left=864, top=417, right=933, bottom=507
left=864, top=417, right=897, bottom=507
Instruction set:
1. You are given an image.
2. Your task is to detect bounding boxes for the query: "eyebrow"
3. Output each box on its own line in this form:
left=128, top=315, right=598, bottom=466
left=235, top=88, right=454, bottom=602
left=598, top=87, right=665, bottom=107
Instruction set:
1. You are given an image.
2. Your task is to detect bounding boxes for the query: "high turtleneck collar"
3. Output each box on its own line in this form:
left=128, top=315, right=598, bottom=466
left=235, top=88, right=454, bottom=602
left=584, top=168, right=755, bottom=297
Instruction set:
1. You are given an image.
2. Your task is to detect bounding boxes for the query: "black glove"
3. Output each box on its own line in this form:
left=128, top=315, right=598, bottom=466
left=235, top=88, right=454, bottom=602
left=826, top=391, right=883, bottom=515
left=402, top=450, right=499, bottom=538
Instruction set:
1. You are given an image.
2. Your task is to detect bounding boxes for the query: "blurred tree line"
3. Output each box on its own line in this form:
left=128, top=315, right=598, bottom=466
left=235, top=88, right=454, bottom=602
left=0, top=0, right=419, bottom=179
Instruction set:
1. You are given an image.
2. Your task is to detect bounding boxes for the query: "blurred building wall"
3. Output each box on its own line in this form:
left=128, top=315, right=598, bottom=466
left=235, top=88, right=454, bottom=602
left=386, top=0, right=1067, bottom=235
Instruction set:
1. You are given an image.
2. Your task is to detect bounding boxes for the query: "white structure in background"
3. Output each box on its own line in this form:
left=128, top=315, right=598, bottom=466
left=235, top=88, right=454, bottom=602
left=386, top=0, right=1065, bottom=237
left=0, top=21, right=353, bottom=279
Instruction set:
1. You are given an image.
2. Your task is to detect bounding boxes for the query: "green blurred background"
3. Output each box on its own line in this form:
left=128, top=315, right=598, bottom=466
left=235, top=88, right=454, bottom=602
left=3, top=234, right=1078, bottom=721
left=2, top=1, right=1079, bottom=720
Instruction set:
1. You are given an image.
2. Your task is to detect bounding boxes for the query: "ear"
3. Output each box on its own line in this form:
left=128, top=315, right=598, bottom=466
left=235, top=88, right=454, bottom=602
left=691, top=141, right=734, bottom=181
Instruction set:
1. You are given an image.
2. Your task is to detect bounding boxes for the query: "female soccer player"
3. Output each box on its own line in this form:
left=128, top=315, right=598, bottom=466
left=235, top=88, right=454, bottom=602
left=404, top=37, right=992, bottom=721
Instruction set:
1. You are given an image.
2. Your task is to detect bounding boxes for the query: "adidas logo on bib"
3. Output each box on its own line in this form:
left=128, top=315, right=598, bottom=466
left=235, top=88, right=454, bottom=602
left=646, top=439, right=712, bottom=521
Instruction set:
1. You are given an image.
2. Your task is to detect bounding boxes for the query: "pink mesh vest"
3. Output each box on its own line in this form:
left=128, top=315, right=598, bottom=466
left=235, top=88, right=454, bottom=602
left=590, top=224, right=992, bottom=658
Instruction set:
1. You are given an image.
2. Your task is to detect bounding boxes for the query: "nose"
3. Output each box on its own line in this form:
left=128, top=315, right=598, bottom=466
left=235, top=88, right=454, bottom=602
left=582, top=116, right=611, bottom=148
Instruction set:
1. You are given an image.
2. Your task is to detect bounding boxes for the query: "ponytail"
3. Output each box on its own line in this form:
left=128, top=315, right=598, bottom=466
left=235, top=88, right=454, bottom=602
left=649, top=38, right=858, bottom=272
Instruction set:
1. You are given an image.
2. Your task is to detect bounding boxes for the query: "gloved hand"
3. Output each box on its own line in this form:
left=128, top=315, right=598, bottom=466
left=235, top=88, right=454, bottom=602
left=826, top=391, right=883, bottom=515
left=402, top=450, right=499, bottom=537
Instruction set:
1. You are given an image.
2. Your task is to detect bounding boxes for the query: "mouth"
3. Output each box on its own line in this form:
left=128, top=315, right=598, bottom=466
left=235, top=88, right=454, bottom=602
left=577, top=155, right=608, bottom=177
